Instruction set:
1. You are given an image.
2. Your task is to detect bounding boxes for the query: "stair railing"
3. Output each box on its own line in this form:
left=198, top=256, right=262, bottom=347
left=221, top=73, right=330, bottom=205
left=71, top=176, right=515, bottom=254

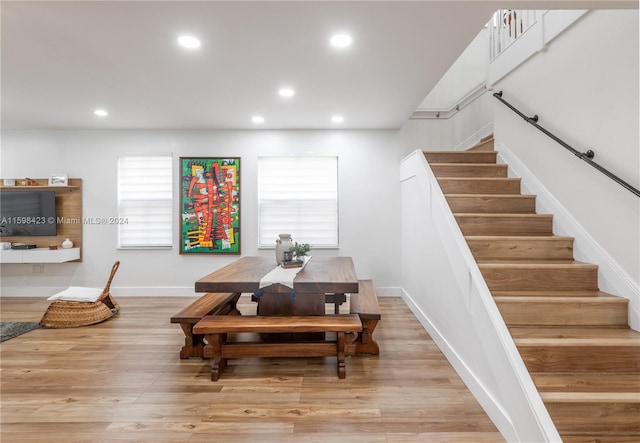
left=489, top=10, right=538, bottom=61
left=493, top=91, right=640, bottom=197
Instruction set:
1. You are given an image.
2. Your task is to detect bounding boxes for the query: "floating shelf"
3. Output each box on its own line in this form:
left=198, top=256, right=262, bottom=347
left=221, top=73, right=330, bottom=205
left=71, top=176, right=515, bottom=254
left=1, top=178, right=82, bottom=261
left=0, top=247, right=80, bottom=264
left=0, top=185, right=79, bottom=191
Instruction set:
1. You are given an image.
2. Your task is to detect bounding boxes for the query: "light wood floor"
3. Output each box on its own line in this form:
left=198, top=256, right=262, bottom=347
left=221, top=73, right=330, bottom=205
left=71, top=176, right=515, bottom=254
left=1, top=296, right=504, bottom=442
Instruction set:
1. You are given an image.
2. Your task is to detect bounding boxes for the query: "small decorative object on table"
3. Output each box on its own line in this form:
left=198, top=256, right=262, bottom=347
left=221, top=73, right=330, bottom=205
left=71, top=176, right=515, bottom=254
left=278, top=241, right=311, bottom=268
left=61, top=238, right=73, bottom=249
left=275, top=233, right=294, bottom=265
left=289, top=242, right=311, bottom=260
left=281, top=259, right=304, bottom=269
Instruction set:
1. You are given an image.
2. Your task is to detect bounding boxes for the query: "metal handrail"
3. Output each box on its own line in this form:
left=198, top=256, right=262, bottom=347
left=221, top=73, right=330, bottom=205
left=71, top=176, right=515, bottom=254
left=493, top=91, right=640, bottom=197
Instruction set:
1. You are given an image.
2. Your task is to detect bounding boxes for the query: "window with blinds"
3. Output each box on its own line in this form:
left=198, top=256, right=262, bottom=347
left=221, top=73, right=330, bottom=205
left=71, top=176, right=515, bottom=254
left=117, top=156, right=173, bottom=249
left=258, top=156, right=338, bottom=248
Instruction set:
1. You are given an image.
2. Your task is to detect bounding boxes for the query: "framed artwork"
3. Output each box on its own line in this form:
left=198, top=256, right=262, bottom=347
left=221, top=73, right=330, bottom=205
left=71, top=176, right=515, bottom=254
left=48, top=174, right=68, bottom=186
left=179, top=157, right=240, bottom=254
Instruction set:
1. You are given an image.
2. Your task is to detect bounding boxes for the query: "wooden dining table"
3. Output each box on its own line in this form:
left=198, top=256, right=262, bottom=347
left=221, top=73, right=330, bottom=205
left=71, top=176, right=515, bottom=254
left=194, top=256, right=359, bottom=317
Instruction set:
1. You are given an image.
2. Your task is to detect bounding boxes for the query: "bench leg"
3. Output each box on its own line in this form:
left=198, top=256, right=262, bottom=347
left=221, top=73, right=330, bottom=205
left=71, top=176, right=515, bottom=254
left=355, top=319, right=380, bottom=355
left=337, top=331, right=346, bottom=379
left=229, top=292, right=242, bottom=316
left=179, top=323, right=205, bottom=359
left=204, top=333, right=226, bottom=381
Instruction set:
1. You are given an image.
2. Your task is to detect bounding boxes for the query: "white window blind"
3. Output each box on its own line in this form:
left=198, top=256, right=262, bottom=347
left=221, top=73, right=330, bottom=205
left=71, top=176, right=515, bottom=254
left=117, top=156, right=173, bottom=249
left=258, top=156, right=338, bottom=248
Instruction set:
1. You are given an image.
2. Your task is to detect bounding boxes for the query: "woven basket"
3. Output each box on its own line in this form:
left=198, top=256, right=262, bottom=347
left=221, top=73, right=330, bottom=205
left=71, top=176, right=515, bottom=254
left=40, top=261, right=121, bottom=328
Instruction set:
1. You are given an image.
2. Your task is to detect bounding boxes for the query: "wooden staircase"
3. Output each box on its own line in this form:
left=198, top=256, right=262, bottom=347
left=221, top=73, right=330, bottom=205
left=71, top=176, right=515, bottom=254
left=424, top=137, right=640, bottom=441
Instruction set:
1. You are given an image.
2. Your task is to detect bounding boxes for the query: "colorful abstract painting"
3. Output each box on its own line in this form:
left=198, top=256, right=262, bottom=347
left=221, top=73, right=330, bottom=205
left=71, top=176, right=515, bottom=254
left=179, top=157, right=240, bottom=254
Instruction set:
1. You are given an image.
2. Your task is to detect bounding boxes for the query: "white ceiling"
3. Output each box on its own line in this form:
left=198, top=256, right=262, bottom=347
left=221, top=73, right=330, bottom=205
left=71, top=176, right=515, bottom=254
left=1, top=1, right=635, bottom=130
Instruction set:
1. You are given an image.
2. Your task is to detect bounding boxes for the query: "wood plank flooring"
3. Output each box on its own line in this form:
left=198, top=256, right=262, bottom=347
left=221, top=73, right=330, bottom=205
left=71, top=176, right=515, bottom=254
left=0, top=296, right=504, bottom=442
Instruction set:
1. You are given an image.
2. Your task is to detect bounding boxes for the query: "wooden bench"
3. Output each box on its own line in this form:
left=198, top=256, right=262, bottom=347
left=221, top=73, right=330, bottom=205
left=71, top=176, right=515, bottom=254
left=171, top=292, right=241, bottom=358
left=193, top=314, right=362, bottom=381
left=350, top=280, right=381, bottom=355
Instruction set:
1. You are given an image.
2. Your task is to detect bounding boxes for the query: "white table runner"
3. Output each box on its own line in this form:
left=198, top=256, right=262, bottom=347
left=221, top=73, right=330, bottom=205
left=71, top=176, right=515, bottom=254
left=258, top=256, right=312, bottom=293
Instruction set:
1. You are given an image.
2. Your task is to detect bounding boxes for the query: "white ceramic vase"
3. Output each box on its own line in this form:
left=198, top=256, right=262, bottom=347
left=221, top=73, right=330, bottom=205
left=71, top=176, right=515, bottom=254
left=275, top=233, right=293, bottom=265
left=61, top=238, right=73, bottom=249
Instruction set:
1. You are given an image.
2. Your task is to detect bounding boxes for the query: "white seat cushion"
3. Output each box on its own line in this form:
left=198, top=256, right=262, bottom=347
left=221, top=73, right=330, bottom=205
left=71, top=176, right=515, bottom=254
left=47, top=286, right=104, bottom=302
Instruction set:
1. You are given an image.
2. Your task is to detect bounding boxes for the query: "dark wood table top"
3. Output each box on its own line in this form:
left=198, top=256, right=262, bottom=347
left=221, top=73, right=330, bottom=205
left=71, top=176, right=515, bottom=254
left=194, top=256, right=359, bottom=294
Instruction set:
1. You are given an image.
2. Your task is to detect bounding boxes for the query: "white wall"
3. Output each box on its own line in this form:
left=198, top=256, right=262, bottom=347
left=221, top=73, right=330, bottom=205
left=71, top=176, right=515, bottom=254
left=418, top=28, right=489, bottom=109
left=400, top=93, right=493, bottom=156
left=400, top=28, right=493, bottom=157
left=0, top=129, right=402, bottom=296
left=493, top=10, right=639, bottom=285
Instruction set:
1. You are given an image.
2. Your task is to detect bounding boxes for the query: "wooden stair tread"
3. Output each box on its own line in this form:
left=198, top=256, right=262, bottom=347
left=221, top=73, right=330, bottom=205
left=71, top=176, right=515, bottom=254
left=509, top=327, right=640, bottom=341
left=446, top=193, right=536, bottom=198
left=479, top=260, right=598, bottom=291
left=467, top=236, right=574, bottom=260
left=436, top=177, right=522, bottom=183
left=495, top=295, right=629, bottom=327
left=466, top=139, right=494, bottom=152
left=439, top=177, right=521, bottom=194
left=455, top=213, right=553, bottom=218
left=540, top=392, right=640, bottom=402
left=446, top=194, right=537, bottom=214
left=562, top=436, right=640, bottom=442
left=431, top=162, right=501, bottom=167
left=456, top=214, right=554, bottom=236
left=477, top=259, right=595, bottom=266
left=424, top=151, right=497, bottom=164
left=514, top=337, right=639, bottom=347
left=494, top=295, right=627, bottom=303
left=438, top=177, right=519, bottom=181
left=532, top=373, right=640, bottom=393
left=491, top=290, right=614, bottom=297
left=466, top=235, right=574, bottom=241
left=430, top=163, right=507, bottom=177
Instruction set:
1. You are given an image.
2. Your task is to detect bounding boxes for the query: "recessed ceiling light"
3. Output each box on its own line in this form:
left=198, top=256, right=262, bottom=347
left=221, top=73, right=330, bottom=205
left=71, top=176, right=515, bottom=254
left=278, top=88, right=295, bottom=98
left=94, top=109, right=108, bottom=117
left=252, top=115, right=265, bottom=124
left=177, top=35, right=201, bottom=50
left=330, top=34, right=353, bottom=48
left=331, top=115, right=344, bottom=124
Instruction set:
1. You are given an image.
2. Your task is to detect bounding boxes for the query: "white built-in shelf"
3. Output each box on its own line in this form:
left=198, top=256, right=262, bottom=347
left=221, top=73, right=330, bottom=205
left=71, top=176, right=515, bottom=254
left=0, top=185, right=79, bottom=190
left=0, top=247, right=80, bottom=264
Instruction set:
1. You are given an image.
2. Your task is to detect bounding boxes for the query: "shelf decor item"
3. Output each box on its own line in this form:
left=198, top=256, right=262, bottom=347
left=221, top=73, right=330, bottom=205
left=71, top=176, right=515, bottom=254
left=61, top=238, right=73, bottom=249
left=48, top=174, right=68, bottom=186
left=179, top=157, right=241, bottom=254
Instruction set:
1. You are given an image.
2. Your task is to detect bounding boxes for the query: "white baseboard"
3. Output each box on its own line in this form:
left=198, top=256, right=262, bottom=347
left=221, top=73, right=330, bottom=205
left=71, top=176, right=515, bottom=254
left=496, top=142, right=640, bottom=331
left=1, top=286, right=404, bottom=298
left=400, top=287, right=518, bottom=442
left=0, top=286, right=198, bottom=297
